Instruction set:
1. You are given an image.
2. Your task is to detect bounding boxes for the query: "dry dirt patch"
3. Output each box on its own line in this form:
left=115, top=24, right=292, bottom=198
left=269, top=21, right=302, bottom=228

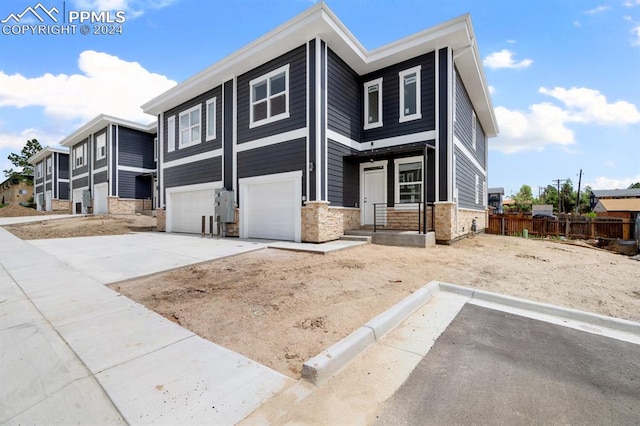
left=3, top=214, right=156, bottom=239
left=0, top=203, right=47, bottom=217
left=112, top=234, right=640, bottom=379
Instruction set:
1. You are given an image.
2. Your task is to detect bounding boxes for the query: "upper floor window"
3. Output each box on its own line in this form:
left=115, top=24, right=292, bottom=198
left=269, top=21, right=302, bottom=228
left=36, top=163, right=43, bottom=179
left=399, top=66, right=422, bottom=123
left=73, top=144, right=86, bottom=169
left=471, top=110, right=477, bottom=150
left=153, top=137, right=158, bottom=161
left=395, top=156, right=423, bottom=204
left=364, top=78, right=383, bottom=130
left=179, top=105, right=201, bottom=148
left=249, top=64, right=290, bottom=128
left=167, top=115, right=176, bottom=153
left=46, top=157, right=52, bottom=175
left=95, top=133, right=106, bottom=160
left=206, top=97, right=217, bottom=141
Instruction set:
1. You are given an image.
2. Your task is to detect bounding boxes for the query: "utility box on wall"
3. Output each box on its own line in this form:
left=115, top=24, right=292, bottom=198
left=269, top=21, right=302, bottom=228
left=215, top=189, right=235, bottom=223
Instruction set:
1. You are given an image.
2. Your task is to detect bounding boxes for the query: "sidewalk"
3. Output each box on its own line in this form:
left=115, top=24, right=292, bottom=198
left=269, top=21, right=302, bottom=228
left=0, top=227, right=293, bottom=424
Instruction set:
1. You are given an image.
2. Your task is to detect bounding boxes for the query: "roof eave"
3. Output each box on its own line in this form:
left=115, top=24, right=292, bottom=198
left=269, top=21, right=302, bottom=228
left=59, top=114, right=156, bottom=147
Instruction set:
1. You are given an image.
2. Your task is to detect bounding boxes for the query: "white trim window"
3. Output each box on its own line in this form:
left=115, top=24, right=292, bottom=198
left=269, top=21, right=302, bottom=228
left=36, top=163, right=43, bottom=179
left=179, top=105, right=201, bottom=148
left=46, top=157, right=52, bottom=175
left=475, top=174, right=480, bottom=205
left=73, top=144, right=86, bottom=169
left=399, top=66, right=422, bottom=123
left=95, top=133, right=106, bottom=161
left=394, top=156, right=423, bottom=204
left=153, top=137, right=158, bottom=161
left=206, top=97, right=217, bottom=141
left=364, top=77, right=383, bottom=130
left=471, top=110, right=477, bottom=150
left=167, top=115, right=176, bottom=153
left=249, top=64, right=290, bottom=128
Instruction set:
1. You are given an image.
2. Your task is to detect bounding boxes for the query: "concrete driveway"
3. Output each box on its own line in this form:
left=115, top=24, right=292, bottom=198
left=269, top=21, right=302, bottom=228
left=28, top=232, right=268, bottom=284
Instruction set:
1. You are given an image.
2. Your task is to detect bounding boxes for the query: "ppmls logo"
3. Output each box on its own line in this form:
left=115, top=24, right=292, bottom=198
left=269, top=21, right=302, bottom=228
left=2, top=2, right=126, bottom=36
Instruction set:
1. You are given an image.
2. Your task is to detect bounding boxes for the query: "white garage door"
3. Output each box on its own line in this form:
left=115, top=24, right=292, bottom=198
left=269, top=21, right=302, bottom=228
left=93, top=183, right=108, bottom=215
left=169, top=189, right=216, bottom=234
left=240, top=171, right=301, bottom=242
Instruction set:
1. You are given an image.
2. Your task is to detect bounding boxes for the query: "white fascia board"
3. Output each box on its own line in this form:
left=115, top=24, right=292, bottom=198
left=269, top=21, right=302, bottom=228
left=59, top=114, right=157, bottom=147
left=28, top=147, right=69, bottom=164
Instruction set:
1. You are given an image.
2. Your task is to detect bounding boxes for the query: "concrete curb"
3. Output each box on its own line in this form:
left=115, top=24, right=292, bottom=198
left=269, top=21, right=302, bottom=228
left=301, top=281, right=440, bottom=385
left=302, top=280, right=640, bottom=386
left=437, top=282, right=640, bottom=336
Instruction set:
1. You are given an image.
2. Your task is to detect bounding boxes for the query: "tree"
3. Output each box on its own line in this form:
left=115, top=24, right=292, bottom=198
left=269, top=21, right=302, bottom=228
left=560, top=179, right=575, bottom=214
left=628, top=182, right=640, bottom=189
left=540, top=185, right=559, bottom=212
left=4, top=139, right=42, bottom=178
left=579, top=185, right=593, bottom=213
left=512, top=184, right=534, bottom=212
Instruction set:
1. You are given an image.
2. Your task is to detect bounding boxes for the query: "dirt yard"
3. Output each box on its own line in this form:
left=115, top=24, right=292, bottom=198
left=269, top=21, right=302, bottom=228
left=0, top=203, right=48, bottom=217
left=3, top=214, right=157, bottom=239
left=111, top=234, right=640, bottom=379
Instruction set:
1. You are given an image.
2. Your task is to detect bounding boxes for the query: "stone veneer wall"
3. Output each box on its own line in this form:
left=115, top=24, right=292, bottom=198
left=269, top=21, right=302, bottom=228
left=434, top=202, right=487, bottom=243
left=224, top=208, right=240, bottom=237
left=301, top=201, right=360, bottom=243
left=51, top=199, right=71, bottom=213
left=156, top=209, right=166, bottom=231
left=107, top=197, right=144, bottom=215
left=454, top=208, right=487, bottom=240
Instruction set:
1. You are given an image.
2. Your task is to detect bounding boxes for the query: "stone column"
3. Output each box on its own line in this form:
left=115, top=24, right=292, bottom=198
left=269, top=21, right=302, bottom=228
left=434, top=201, right=456, bottom=243
left=156, top=209, right=166, bottom=232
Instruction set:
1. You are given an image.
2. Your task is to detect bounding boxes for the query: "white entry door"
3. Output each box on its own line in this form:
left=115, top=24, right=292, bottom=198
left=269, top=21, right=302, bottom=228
left=361, top=162, right=386, bottom=225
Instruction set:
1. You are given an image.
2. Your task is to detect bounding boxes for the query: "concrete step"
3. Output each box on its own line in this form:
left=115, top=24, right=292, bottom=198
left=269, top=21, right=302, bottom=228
left=340, top=235, right=372, bottom=243
left=141, top=210, right=156, bottom=217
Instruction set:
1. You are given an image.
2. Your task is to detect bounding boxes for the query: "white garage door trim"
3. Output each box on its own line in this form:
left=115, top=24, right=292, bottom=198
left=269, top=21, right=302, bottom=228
left=239, top=171, right=302, bottom=242
left=44, top=190, right=52, bottom=212
left=93, top=182, right=108, bottom=215
left=165, top=181, right=222, bottom=233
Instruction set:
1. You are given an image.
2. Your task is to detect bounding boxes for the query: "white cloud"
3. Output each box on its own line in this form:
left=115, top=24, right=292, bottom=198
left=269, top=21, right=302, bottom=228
left=491, top=87, right=640, bottom=154
left=539, top=87, right=640, bottom=125
left=0, top=128, right=65, bottom=151
left=483, top=49, right=533, bottom=70
left=623, top=0, right=640, bottom=7
left=587, top=174, right=640, bottom=190
left=491, top=104, right=574, bottom=154
left=632, top=25, right=640, bottom=45
left=488, top=85, right=496, bottom=94
left=574, top=20, right=582, bottom=27
left=603, top=160, right=616, bottom=167
left=585, top=5, right=610, bottom=14
left=72, top=0, right=178, bottom=18
left=0, top=50, right=176, bottom=124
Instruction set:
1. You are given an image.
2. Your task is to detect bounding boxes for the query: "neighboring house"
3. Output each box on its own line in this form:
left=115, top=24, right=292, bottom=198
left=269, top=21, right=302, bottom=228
left=488, top=187, right=504, bottom=214
left=593, top=198, right=640, bottom=221
left=590, top=189, right=640, bottom=210
left=142, top=3, right=498, bottom=242
left=59, top=114, right=157, bottom=215
left=0, top=174, right=33, bottom=206
left=28, top=148, right=70, bottom=212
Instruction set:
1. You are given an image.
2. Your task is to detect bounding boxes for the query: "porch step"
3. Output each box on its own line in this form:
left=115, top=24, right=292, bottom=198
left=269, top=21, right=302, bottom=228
left=345, top=230, right=436, bottom=248
left=141, top=210, right=156, bottom=217
left=339, top=235, right=372, bottom=243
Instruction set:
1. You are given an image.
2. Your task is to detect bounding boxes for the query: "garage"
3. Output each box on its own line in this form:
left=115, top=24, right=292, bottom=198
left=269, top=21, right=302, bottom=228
left=239, top=171, right=301, bottom=242
left=167, top=186, right=217, bottom=234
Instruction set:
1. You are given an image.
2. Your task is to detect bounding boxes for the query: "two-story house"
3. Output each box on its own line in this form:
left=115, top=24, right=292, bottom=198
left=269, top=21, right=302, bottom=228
left=28, top=148, right=70, bottom=212
left=60, top=114, right=157, bottom=215
left=142, top=3, right=497, bottom=243
left=0, top=174, right=33, bottom=207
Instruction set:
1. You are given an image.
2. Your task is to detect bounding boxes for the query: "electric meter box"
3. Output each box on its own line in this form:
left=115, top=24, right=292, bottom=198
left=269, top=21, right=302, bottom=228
left=214, top=189, right=235, bottom=223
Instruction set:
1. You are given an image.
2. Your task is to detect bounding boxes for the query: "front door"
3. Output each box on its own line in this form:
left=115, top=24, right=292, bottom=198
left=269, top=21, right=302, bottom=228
left=361, top=162, right=386, bottom=225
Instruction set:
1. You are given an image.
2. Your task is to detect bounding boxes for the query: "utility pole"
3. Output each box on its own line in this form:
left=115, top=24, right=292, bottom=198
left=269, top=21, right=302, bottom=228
left=552, top=179, right=567, bottom=215
left=575, top=169, right=583, bottom=215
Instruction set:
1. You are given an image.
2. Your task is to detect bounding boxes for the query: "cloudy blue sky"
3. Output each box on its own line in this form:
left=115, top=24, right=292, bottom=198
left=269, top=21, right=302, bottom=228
left=1, top=0, right=639, bottom=196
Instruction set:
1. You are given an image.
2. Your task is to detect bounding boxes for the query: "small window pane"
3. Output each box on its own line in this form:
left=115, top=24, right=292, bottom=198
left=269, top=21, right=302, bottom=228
left=368, top=86, right=379, bottom=124
left=191, top=126, right=200, bottom=142
left=207, top=103, right=215, bottom=137
left=270, top=73, right=286, bottom=95
left=253, top=101, right=267, bottom=121
left=398, top=162, right=422, bottom=182
left=399, top=183, right=422, bottom=203
left=253, top=81, right=267, bottom=101
left=190, top=110, right=200, bottom=125
left=404, top=74, right=417, bottom=115
left=180, top=114, right=189, bottom=129
left=270, top=94, right=286, bottom=116
left=181, top=129, right=189, bottom=143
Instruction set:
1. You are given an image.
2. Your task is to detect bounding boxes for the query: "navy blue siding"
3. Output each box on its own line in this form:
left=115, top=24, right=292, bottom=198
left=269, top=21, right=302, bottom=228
left=454, top=70, right=486, bottom=168
left=361, top=52, right=436, bottom=143
left=118, top=170, right=153, bottom=199
left=438, top=48, right=449, bottom=201
left=237, top=139, right=306, bottom=193
left=327, top=140, right=359, bottom=207
left=93, top=127, right=108, bottom=170
left=35, top=183, right=44, bottom=194
left=45, top=155, right=52, bottom=180
left=164, top=157, right=222, bottom=189
left=162, top=85, right=223, bottom=162
left=327, top=48, right=361, bottom=142
left=59, top=154, right=69, bottom=180
left=308, top=41, right=316, bottom=201
left=93, top=170, right=108, bottom=185
left=455, top=146, right=485, bottom=210
left=111, top=125, right=117, bottom=195
left=59, top=182, right=69, bottom=200
left=118, top=127, right=156, bottom=169
left=223, top=79, right=233, bottom=189
left=35, top=160, right=44, bottom=185
left=72, top=176, right=88, bottom=188
left=45, top=182, right=52, bottom=191
left=237, top=45, right=306, bottom=143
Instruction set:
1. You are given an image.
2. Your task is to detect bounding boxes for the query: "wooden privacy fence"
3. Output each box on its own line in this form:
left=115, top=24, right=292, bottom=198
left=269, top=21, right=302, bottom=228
left=488, top=215, right=636, bottom=240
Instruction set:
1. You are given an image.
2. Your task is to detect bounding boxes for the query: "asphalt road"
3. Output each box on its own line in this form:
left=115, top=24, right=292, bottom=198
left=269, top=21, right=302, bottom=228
left=375, top=303, right=640, bottom=425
